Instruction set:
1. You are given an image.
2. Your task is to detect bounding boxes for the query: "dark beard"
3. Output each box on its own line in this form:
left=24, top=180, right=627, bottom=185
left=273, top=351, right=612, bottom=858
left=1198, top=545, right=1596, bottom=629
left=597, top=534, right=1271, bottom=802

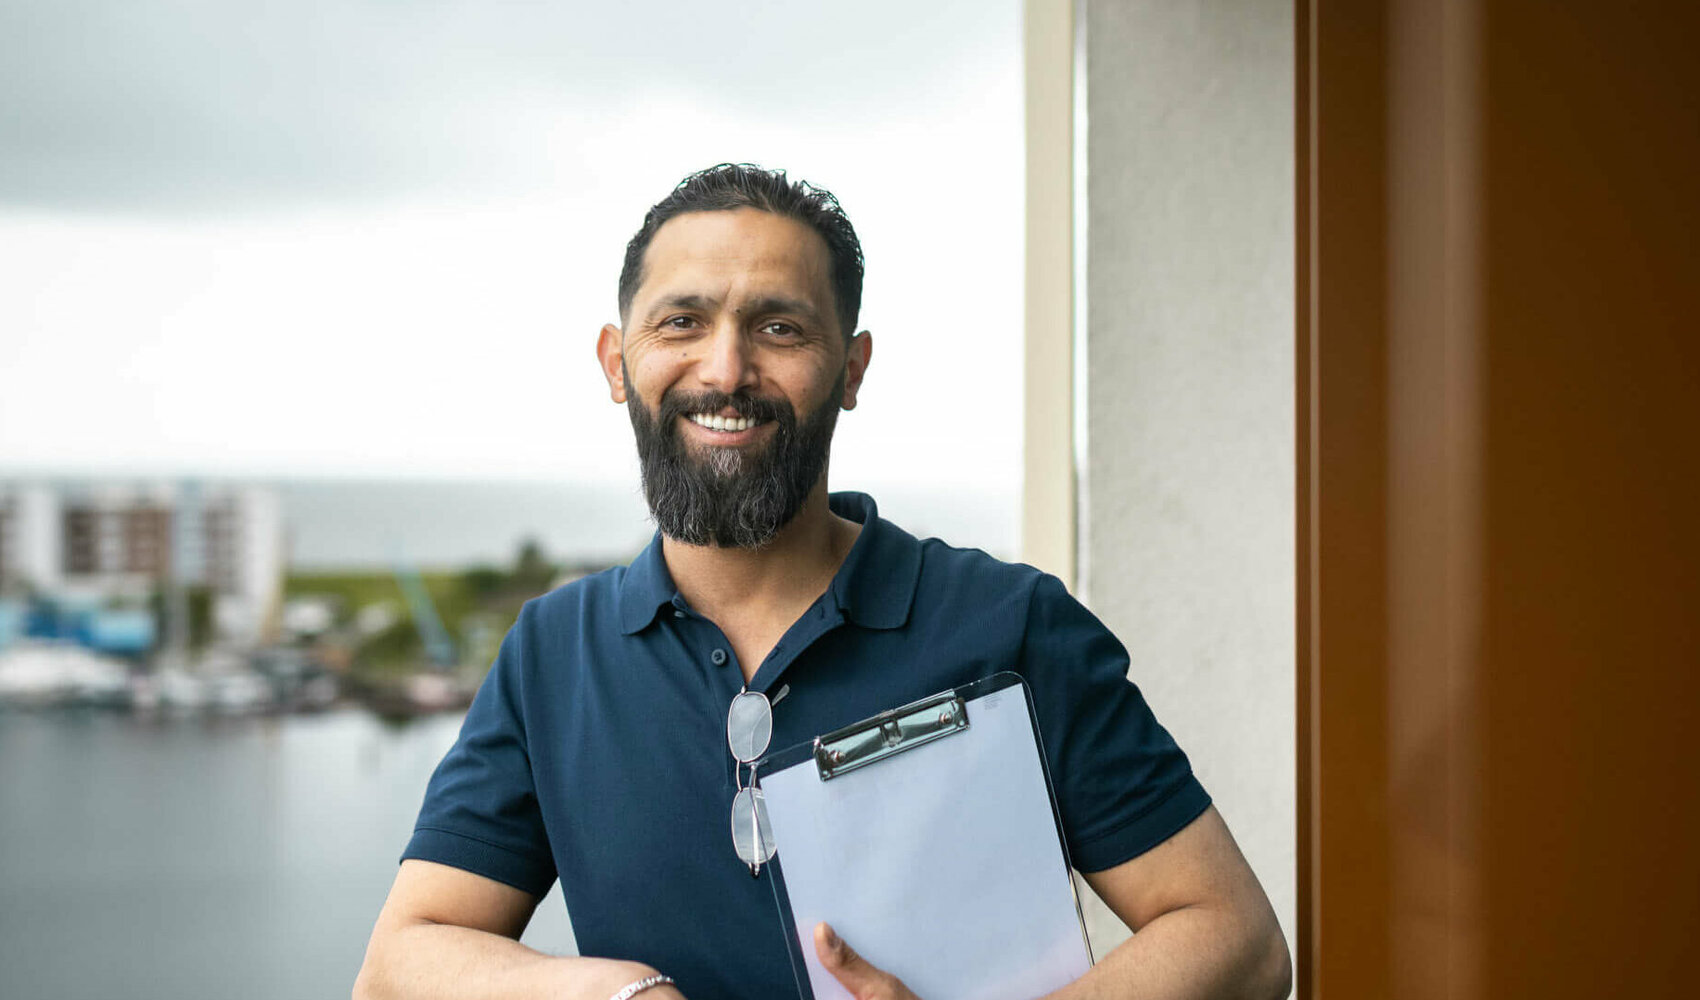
left=626, top=370, right=843, bottom=548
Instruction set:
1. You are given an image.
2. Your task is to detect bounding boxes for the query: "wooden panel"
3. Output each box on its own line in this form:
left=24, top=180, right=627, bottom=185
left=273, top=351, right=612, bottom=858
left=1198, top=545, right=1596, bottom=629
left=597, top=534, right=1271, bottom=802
left=1477, top=2, right=1700, bottom=995
left=1301, top=1, right=1698, bottom=997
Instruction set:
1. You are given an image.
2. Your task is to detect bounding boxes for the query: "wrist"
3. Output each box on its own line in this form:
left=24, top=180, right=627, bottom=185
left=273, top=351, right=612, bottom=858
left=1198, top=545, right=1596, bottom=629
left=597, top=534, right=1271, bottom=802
left=605, top=971, right=675, bottom=1000
left=552, top=958, right=663, bottom=1000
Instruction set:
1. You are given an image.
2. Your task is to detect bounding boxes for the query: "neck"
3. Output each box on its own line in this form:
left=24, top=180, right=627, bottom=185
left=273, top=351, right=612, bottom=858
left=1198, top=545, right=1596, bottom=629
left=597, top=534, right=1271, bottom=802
left=660, top=480, right=860, bottom=621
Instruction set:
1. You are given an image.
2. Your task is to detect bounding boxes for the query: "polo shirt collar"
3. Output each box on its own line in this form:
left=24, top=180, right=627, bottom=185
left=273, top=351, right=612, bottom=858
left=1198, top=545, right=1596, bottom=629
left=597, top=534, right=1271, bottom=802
left=615, top=491, right=922, bottom=635
left=617, top=526, right=675, bottom=635
left=826, top=492, right=921, bottom=630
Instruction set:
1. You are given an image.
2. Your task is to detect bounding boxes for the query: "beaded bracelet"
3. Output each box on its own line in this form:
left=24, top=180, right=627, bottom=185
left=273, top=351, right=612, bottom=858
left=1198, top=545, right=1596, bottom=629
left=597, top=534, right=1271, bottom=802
left=608, top=973, right=674, bottom=1000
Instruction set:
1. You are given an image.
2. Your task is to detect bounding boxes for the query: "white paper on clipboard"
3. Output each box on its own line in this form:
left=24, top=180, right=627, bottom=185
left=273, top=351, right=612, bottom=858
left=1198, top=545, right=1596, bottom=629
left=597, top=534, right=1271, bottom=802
left=759, top=674, right=1092, bottom=1000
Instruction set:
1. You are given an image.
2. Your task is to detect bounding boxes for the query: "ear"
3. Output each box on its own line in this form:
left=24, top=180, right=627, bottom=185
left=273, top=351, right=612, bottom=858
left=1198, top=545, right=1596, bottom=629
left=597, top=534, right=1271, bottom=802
left=840, top=329, right=872, bottom=411
left=596, top=324, right=627, bottom=404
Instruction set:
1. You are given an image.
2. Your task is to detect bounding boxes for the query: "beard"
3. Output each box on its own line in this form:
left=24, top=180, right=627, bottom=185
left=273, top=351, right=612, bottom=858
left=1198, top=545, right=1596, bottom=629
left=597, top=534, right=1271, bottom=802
left=626, top=369, right=843, bottom=548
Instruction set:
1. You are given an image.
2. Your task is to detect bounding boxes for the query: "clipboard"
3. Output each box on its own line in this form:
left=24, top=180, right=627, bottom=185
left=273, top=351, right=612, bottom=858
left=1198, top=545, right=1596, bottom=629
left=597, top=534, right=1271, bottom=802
left=754, top=672, right=1095, bottom=1000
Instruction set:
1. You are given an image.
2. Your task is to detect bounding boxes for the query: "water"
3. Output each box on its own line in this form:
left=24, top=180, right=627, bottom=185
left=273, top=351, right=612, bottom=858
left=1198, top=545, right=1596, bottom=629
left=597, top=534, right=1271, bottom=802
left=0, top=710, right=576, bottom=1000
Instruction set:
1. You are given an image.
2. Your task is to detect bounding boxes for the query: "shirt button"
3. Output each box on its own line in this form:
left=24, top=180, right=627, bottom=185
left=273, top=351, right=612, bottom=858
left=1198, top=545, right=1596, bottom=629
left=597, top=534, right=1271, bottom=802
left=710, top=648, right=728, bottom=666
left=674, top=609, right=686, bottom=619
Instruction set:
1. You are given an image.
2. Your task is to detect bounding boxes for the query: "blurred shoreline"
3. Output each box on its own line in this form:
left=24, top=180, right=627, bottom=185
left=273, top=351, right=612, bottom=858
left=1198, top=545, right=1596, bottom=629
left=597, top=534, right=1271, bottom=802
left=1, top=475, right=1017, bottom=723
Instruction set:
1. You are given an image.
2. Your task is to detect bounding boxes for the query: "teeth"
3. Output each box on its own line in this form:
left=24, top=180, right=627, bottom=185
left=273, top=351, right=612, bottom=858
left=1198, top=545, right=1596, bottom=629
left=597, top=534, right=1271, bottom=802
left=689, top=413, right=761, bottom=432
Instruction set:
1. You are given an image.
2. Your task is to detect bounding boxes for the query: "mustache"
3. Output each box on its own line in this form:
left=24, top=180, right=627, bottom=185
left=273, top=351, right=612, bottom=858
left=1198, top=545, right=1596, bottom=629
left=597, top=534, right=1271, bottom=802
left=655, top=389, right=794, bottom=428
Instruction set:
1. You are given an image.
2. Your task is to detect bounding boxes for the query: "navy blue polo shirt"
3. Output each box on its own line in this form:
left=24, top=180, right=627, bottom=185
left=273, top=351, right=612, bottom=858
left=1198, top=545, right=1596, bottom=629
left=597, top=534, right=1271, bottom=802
left=404, top=492, right=1208, bottom=999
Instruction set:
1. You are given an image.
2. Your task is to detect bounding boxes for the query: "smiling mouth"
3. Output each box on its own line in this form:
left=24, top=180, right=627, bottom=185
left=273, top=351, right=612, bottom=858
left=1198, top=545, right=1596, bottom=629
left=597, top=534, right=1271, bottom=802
left=685, top=412, right=769, bottom=433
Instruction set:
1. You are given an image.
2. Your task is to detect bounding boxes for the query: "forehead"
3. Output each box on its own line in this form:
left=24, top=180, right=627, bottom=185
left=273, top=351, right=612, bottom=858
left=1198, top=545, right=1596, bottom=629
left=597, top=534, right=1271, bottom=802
left=633, top=208, right=834, bottom=312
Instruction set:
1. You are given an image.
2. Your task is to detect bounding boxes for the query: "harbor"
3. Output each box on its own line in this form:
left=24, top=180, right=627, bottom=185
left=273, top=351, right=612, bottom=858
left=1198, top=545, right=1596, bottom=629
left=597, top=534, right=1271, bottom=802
left=0, top=479, right=613, bottom=998
left=0, top=479, right=639, bottom=721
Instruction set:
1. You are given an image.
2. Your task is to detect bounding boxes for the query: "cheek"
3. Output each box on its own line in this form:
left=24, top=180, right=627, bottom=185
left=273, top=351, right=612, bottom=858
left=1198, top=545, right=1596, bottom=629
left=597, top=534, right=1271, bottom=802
left=627, top=353, right=687, bottom=392
left=802, top=357, right=847, bottom=401
left=774, top=347, right=838, bottom=383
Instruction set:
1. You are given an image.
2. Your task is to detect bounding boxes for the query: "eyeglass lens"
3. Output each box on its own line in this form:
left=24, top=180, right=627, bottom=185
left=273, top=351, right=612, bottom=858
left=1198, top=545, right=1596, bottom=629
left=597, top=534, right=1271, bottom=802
left=726, top=690, right=777, bottom=868
left=726, top=690, right=773, bottom=763
left=731, top=786, right=776, bottom=866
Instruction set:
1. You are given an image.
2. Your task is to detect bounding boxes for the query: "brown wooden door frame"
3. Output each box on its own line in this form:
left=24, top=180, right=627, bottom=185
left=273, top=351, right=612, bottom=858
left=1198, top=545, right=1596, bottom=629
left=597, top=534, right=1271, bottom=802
left=1299, top=3, right=1481, bottom=995
left=1298, top=2, right=1401, bottom=994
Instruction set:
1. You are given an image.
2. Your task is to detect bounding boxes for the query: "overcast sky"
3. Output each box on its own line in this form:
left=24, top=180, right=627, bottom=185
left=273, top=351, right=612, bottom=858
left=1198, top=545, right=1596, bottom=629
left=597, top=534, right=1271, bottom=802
left=0, top=1, right=1023, bottom=503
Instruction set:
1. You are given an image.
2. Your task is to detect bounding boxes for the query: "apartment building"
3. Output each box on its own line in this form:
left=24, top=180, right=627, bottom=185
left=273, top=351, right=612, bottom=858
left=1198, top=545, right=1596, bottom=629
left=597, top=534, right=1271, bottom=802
left=0, top=481, right=282, bottom=643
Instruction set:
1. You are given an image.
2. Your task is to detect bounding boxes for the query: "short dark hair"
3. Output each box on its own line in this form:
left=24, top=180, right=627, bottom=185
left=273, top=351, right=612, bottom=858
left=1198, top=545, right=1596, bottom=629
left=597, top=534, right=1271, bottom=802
left=617, top=163, right=865, bottom=340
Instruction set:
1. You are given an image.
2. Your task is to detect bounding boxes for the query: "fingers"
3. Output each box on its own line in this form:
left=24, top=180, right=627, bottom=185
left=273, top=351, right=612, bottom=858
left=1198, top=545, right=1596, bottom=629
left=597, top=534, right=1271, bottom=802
left=814, top=923, right=916, bottom=1000
left=814, top=921, right=859, bottom=971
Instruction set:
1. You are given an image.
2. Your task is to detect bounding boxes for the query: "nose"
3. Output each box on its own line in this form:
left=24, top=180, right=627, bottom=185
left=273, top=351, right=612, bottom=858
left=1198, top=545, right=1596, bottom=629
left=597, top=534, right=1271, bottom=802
left=694, top=319, right=758, bottom=395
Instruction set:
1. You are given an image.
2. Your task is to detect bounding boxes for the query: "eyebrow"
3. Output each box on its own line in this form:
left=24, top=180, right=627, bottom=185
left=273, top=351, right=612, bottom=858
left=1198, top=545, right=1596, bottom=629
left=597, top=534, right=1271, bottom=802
left=741, top=296, right=821, bottom=322
left=650, top=294, right=717, bottom=316
left=646, top=293, right=822, bottom=324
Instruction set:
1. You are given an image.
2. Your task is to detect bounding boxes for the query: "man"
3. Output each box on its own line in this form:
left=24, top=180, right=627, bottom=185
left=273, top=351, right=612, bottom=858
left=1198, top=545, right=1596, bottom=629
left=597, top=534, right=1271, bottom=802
left=355, top=164, right=1291, bottom=1000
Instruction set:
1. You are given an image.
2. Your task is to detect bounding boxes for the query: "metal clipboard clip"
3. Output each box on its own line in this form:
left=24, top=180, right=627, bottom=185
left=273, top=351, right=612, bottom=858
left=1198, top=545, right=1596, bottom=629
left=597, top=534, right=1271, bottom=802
left=811, top=690, right=969, bottom=782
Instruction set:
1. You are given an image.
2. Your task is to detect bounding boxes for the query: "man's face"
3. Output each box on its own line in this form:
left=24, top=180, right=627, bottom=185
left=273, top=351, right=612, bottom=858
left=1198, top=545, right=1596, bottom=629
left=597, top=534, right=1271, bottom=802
left=596, top=208, right=870, bottom=547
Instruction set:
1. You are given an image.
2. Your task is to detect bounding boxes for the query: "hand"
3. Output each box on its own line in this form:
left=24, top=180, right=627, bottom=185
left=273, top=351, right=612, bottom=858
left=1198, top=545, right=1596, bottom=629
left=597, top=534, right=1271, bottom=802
left=813, top=923, right=922, bottom=1000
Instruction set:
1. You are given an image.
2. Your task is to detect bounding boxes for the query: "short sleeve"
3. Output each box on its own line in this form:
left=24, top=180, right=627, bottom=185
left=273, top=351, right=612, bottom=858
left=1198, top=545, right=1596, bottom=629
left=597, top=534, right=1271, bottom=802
left=401, top=604, right=558, bottom=896
left=1018, top=574, right=1212, bottom=873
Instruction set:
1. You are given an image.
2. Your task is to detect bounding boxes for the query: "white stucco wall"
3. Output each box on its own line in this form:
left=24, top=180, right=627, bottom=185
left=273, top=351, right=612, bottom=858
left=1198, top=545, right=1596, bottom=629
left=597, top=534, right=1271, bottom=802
left=1076, top=0, right=1295, bottom=964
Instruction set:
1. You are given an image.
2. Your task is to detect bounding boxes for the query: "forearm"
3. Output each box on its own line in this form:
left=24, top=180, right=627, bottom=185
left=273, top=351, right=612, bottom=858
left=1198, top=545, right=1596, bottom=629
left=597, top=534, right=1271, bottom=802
left=353, top=921, right=674, bottom=1000
left=1042, top=903, right=1291, bottom=1000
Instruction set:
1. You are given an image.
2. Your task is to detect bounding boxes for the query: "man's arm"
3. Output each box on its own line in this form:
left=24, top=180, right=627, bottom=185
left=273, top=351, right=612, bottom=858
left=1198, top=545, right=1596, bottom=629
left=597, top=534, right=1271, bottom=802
left=1058, top=805, right=1291, bottom=1000
left=816, top=806, right=1290, bottom=1000
left=352, top=860, right=686, bottom=1000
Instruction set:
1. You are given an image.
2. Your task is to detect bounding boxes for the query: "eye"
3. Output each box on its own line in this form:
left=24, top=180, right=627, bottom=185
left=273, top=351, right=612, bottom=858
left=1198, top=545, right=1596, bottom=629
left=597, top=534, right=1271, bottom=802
left=661, top=315, right=699, bottom=332
left=759, top=321, right=801, bottom=339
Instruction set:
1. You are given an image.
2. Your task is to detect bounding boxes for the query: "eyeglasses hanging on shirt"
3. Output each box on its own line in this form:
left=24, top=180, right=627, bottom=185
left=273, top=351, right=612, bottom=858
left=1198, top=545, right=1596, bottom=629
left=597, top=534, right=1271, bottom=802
left=726, top=687, right=777, bottom=876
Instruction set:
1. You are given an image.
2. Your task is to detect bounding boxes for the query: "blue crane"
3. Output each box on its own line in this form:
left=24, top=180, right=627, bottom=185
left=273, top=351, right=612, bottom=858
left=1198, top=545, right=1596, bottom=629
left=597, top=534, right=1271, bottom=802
left=391, top=561, right=456, bottom=669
